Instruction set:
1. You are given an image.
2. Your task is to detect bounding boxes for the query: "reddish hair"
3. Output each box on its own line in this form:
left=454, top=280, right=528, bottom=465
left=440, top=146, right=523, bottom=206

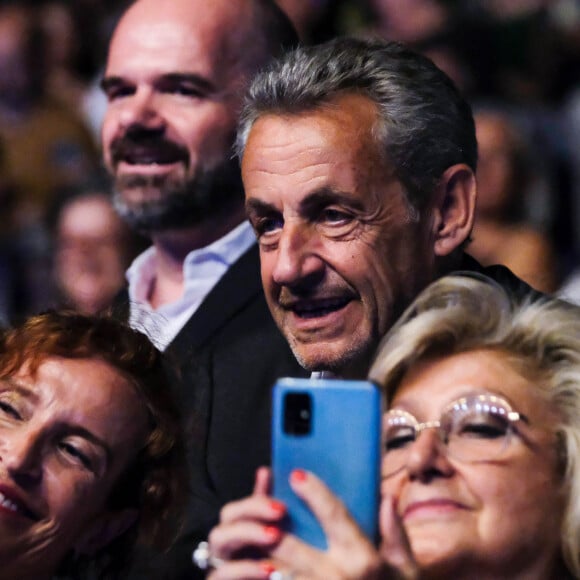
left=0, top=311, right=187, bottom=577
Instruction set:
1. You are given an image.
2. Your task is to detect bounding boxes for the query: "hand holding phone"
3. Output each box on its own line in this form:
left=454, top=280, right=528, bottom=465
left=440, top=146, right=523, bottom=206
left=271, top=377, right=382, bottom=550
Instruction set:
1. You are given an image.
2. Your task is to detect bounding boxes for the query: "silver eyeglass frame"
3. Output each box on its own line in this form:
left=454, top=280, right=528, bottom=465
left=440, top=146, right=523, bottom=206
left=383, top=393, right=526, bottom=477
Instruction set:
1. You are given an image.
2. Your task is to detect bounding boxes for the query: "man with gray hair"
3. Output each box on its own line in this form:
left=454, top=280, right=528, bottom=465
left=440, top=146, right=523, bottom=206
left=191, top=38, right=543, bottom=576
left=237, top=37, right=537, bottom=381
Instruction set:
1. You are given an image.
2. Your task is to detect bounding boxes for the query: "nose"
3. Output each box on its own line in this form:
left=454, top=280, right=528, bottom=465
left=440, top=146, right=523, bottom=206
left=1, top=427, right=43, bottom=486
left=116, top=87, right=165, bottom=133
left=404, top=429, right=454, bottom=482
left=271, top=221, right=325, bottom=289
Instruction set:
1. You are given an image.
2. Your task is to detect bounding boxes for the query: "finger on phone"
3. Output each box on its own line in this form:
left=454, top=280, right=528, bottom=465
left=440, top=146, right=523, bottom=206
left=288, top=470, right=362, bottom=546
left=209, top=520, right=283, bottom=560
left=208, top=559, right=277, bottom=580
left=219, top=494, right=286, bottom=526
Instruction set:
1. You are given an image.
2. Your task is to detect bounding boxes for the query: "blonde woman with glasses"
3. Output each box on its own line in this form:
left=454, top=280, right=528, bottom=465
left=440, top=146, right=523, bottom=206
left=206, top=274, right=579, bottom=579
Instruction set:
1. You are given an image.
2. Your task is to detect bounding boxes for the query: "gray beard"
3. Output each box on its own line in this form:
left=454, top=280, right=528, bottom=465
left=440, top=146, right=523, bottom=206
left=112, top=158, right=243, bottom=233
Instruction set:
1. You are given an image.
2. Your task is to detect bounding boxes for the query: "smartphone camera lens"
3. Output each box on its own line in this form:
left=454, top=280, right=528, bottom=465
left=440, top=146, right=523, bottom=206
left=284, top=392, right=312, bottom=436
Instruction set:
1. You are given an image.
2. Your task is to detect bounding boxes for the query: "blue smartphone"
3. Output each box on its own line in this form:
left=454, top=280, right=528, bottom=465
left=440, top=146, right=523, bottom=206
left=271, top=377, right=382, bottom=550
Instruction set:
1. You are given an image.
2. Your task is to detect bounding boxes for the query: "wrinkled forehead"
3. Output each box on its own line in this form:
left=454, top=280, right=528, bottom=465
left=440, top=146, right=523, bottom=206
left=245, top=93, right=385, bottom=157
left=241, top=94, right=393, bottom=203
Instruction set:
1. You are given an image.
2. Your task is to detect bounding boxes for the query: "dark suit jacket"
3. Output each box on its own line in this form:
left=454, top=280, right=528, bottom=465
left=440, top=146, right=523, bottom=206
left=123, top=243, right=307, bottom=579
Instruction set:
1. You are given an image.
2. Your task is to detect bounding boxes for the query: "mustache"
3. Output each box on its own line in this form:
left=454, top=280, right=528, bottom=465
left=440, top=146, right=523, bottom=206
left=109, top=132, right=189, bottom=166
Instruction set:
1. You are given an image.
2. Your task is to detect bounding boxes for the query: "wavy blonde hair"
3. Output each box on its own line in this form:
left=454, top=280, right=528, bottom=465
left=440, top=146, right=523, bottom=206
left=369, top=274, right=580, bottom=577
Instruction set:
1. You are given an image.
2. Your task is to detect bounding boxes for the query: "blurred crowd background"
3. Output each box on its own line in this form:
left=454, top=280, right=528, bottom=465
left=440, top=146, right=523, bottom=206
left=1, top=0, right=580, bottom=325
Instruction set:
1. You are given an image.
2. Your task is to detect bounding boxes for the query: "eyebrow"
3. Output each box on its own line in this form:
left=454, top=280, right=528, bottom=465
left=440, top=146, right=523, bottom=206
left=299, top=188, right=365, bottom=213
left=0, top=378, right=39, bottom=403
left=245, top=197, right=277, bottom=216
left=99, top=75, right=124, bottom=93
left=100, top=72, right=217, bottom=94
left=245, top=187, right=365, bottom=216
left=57, top=424, right=113, bottom=465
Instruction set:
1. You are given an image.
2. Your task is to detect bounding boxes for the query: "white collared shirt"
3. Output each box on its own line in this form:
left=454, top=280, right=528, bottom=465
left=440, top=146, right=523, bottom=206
left=127, top=220, right=256, bottom=350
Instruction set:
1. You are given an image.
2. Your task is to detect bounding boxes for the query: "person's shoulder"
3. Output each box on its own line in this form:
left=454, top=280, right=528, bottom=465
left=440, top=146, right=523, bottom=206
left=458, top=253, right=546, bottom=302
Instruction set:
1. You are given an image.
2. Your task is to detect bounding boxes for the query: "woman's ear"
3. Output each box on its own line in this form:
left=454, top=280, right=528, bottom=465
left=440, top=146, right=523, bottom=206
left=74, top=508, right=139, bottom=556
left=431, top=164, right=476, bottom=257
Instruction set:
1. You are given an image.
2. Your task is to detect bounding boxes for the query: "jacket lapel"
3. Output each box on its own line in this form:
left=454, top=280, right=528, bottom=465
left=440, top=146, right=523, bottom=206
left=166, top=242, right=262, bottom=357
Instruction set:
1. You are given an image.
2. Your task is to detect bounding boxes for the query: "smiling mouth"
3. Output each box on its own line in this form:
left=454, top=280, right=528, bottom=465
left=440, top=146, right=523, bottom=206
left=403, top=499, right=465, bottom=520
left=0, top=490, right=39, bottom=521
left=119, top=153, right=184, bottom=167
left=289, top=297, right=352, bottom=319
left=122, top=150, right=184, bottom=166
left=111, top=137, right=188, bottom=167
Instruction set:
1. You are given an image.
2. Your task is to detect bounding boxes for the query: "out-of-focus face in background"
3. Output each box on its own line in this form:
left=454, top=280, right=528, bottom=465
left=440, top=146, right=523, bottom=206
left=474, top=111, right=523, bottom=219
left=0, top=6, right=36, bottom=107
left=368, top=0, right=449, bottom=43
left=275, top=0, right=327, bottom=39
left=54, top=193, right=129, bottom=314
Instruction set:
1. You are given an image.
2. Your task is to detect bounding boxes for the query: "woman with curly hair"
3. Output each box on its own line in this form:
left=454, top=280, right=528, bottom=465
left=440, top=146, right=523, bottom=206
left=0, top=311, right=186, bottom=579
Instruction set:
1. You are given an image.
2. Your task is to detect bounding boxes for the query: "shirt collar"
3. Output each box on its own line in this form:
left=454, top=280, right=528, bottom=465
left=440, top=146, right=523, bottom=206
left=183, top=220, right=255, bottom=271
left=126, top=220, right=256, bottom=304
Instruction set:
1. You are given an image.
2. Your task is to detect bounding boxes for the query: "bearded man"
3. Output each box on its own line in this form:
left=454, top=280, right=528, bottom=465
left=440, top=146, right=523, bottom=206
left=101, top=1, right=305, bottom=576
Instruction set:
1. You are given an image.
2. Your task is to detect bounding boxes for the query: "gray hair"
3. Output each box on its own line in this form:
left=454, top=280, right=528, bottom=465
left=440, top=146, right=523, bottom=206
left=236, top=36, right=477, bottom=211
left=369, top=274, right=580, bottom=576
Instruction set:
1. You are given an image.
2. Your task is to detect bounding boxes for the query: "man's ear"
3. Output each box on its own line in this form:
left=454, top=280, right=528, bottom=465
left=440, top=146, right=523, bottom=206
left=431, top=164, right=476, bottom=256
left=74, top=509, right=139, bottom=556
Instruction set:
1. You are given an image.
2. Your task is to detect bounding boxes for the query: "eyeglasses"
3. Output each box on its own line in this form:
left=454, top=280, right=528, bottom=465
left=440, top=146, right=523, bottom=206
left=383, top=393, right=527, bottom=478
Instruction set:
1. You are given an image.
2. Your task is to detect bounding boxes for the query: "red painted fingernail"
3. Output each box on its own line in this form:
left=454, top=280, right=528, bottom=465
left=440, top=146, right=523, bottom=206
left=261, top=563, right=276, bottom=575
left=270, top=499, right=286, bottom=515
left=290, top=468, right=307, bottom=483
left=264, top=525, right=281, bottom=540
